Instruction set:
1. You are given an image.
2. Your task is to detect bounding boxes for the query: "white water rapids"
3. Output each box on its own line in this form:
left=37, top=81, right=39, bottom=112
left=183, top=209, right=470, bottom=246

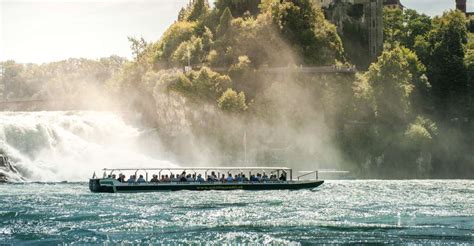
left=0, top=111, right=175, bottom=181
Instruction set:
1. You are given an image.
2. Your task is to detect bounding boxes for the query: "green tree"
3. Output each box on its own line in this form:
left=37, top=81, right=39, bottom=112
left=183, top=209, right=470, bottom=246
left=192, top=67, right=232, bottom=99
left=201, top=26, right=214, bottom=52
left=383, top=8, right=432, bottom=50
left=403, top=9, right=432, bottom=49
left=466, top=47, right=474, bottom=117
left=0, top=61, right=24, bottom=100
left=217, top=7, right=233, bottom=37
left=215, top=0, right=261, bottom=17
left=186, top=0, right=209, bottom=22
left=168, top=67, right=232, bottom=101
left=217, top=88, right=248, bottom=112
left=350, top=45, right=437, bottom=176
left=362, top=45, right=418, bottom=128
left=171, top=36, right=205, bottom=66
left=383, top=7, right=404, bottom=45
left=414, top=10, right=468, bottom=119
left=270, top=0, right=344, bottom=65
left=154, top=21, right=197, bottom=64
left=178, top=7, right=187, bottom=21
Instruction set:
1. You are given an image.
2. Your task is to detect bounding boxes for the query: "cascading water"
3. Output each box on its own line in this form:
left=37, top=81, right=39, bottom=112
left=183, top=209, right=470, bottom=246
left=0, top=111, right=175, bottom=181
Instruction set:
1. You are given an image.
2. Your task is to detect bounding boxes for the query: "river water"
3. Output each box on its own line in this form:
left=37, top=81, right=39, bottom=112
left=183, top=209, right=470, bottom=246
left=1, top=180, right=472, bottom=244
left=1, top=112, right=473, bottom=244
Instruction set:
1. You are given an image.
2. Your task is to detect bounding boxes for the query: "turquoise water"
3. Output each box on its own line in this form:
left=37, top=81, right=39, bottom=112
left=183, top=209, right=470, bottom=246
left=1, top=180, right=473, bottom=244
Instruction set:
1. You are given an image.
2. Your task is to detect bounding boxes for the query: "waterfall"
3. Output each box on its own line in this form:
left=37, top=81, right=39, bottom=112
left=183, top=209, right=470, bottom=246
left=0, top=111, right=175, bottom=181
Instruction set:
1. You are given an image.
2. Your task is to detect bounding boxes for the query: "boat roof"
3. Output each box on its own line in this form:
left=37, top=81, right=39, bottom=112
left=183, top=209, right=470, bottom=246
left=103, top=166, right=292, bottom=172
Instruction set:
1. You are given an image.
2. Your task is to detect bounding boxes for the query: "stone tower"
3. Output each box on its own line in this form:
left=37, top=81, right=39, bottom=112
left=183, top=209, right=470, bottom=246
left=321, top=0, right=384, bottom=62
left=456, top=0, right=467, bottom=13
left=366, top=0, right=384, bottom=61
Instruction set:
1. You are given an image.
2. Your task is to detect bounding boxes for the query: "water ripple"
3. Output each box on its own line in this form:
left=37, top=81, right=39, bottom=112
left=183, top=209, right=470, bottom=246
left=0, top=180, right=473, bottom=244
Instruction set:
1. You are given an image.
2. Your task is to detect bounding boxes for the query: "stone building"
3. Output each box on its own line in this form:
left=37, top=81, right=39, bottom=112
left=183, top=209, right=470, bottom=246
left=456, top=0, right=473, bottom=16
left=456, top=0, right=467, bottom=13
left=318, top=0, right=387, bottom=63
left=384, top=0, right=404, bottom=10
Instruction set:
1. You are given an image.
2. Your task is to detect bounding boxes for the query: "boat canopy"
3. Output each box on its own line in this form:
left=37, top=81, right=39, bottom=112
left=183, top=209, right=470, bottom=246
left=103, top=166, right=292, bottom=173
left=102, top=167, right=292, bottom=179
left=99, top=167, right=347, bottom=181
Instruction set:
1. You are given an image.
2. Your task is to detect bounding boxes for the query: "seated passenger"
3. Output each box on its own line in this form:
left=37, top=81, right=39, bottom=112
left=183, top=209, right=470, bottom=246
left=117, top=174, right=125, bottom=182
left=226, top=173, right=234, bottom=182
left=211, top=171, right=218, bottom=181
left=150, top=174, right=159, bottom=182
left=220, top=174, right=226, bottom=182
left=242, top=174, right=249, bottom=182
left=111, top=174, right=117, bottom=179
left=270, top=174, right=278, bottom=181
left=127, top=175, right=136, bottom=183
left=256, top=173, right=262, bottom=182
left=235, top=174, right=242, bottom=182
left=279, top=173, right=287, bottom=181
left=207, top=175, right=214, bottom=182
left=164, top=174, right=170, bottom=182
left=137, top=175, right=146, bottom=183
left=196, top=174, right=205, bottom=182
left=186, top=174, right=194, bottom=182
left=249, top=175, right=257, bottom=182
left=262, top=173, right=269, bottom=182
left=180, top=171, right=187, bottom=182
left=170, top=174, right=179, bottom=182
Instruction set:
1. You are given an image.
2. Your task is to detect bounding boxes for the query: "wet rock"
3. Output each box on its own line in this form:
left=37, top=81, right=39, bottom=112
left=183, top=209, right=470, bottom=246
left=0, top=173, right=7, bottom=183
left=0, top=155, right=17, bottom=174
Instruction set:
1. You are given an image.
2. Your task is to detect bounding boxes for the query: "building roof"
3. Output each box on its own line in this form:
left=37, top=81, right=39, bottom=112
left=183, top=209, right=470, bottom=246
left=384, top=0, right=404, bottom=6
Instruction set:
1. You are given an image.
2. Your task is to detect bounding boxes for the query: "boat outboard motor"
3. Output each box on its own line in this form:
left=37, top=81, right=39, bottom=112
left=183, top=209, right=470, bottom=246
left=89, top=179, right=101, bottom=192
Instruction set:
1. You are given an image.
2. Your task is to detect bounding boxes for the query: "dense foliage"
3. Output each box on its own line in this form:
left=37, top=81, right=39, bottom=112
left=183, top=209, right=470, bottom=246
left=0, top=57, right=125, bottom=106
left=378, top=8, right=473, bottom=177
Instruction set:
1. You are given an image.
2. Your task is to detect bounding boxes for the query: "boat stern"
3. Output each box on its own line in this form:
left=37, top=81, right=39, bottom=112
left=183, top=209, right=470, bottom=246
left=89, top=178, right=114, bottom=193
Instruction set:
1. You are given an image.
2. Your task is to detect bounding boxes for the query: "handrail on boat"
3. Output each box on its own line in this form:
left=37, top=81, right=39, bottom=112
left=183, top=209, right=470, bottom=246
left=297, top=171, right=319, bottom=180
left=297, top=170, right=350, bottom=180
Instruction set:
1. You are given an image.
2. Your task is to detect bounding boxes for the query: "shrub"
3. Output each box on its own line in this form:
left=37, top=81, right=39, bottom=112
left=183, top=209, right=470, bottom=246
left=217, top=88, right=248, bottom=112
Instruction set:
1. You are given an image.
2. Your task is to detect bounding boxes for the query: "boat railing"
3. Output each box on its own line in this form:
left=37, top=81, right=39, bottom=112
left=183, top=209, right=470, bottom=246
left=297, top=170, right=319, bottom=180
left=297, top=170, right=350, bottom=180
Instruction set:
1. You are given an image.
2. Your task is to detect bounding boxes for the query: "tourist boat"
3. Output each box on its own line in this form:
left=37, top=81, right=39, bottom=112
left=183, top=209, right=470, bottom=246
left=89, top=167, right=325, bottom=193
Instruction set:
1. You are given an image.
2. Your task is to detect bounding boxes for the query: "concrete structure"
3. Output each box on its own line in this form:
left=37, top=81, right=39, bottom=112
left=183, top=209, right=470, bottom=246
left=366, top=0, right=384, bottom=61
left=318, top=0, right=386, bottom=61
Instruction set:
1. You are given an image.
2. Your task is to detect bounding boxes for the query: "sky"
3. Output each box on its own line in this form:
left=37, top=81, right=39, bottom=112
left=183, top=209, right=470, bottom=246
left=0, top=0, right=472, bottom=64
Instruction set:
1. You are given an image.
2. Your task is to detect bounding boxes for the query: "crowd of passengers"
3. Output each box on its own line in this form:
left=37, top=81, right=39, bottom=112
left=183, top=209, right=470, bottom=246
left=110, top=171, right=287, bottom=184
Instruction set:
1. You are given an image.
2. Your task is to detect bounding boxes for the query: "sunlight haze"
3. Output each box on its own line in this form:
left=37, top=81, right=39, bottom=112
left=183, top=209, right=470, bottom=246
left=0, top=0, right=190, bottom=63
